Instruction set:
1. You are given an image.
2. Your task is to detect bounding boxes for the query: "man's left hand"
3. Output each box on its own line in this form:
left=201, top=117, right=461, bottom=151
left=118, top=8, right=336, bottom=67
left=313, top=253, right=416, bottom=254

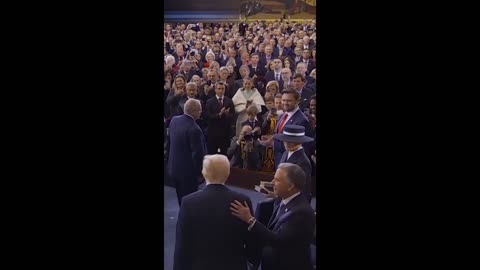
left=230, top=200, right=253, bottom=223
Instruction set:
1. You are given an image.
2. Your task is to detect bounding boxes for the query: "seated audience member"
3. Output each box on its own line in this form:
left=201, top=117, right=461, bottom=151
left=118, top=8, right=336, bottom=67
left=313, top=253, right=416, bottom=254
left=227, top=125, right=263, bottom=171
left=230, top=163, right=315, bottom=270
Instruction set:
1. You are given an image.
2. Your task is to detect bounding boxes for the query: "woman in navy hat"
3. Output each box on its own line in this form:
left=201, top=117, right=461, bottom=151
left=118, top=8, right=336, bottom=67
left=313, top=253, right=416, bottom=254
left=273, top=124, right=314, bottom=203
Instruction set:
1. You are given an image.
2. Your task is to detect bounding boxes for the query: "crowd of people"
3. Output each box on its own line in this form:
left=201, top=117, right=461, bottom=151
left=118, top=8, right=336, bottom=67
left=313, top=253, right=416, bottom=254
left=164, top=18, right=318, bottom=270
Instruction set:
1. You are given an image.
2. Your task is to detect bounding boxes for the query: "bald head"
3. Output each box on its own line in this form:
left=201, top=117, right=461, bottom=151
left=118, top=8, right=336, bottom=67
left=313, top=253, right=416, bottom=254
left=202, top=155, right=230, bottom=184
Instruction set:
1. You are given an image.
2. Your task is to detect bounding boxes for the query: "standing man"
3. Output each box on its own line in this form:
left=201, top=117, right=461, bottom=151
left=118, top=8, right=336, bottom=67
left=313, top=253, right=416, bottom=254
left=174, top=155, right=254, bottom=270
left=167, top=99, right=207, bottom=205
left=230, top=163, right=315, bottom=270
left=262, top=89, right=313, bottom=169
left=204, top=82, right=235, bottom=155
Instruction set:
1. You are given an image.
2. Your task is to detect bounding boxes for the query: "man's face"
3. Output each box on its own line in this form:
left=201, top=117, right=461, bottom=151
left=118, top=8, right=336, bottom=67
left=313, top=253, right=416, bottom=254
left=229, top=50, right=236, bottom=58
left=296, top=40, right=304, bottom=48
left=207, top=71, right=216, bottom=82
left=215, top=84, right=225, bottom=97
left=247, top=113, right=256, bottom=121
left=303, top=50, right=310, bottom=59
left=186, top=85, right=198, bottom=98
left=293, top=77, right=304, bottom=90
left=279, top=37, right=285, bottom=46
left=281, top=69, right=291, bottom=80
left=220, top=69, right=229, bottom=80
left=176, top=45, right=185, bottom=56
left=294, top=47, right=302, bottom=56
left=272, top=59, right=282, bottom=70
left=251, top=55, right=259, bottom=64
left=296, top=63, right=307, bottom=74
left=310, top=99, right=316, bottom=114
left=195, top=41, right=202, bottom=49
left=240, top=67, right=249, bottom=78
left=192, top=76, right=201, bottom=85
left=282, top=93, right=298, bottom=112
left=285, top=39, right=292, bottom=48
left=259, top=44, right=265, bottom=52
left=274, top=97, right=282, bottom=110
left=273, top=168, right=294, bottom=198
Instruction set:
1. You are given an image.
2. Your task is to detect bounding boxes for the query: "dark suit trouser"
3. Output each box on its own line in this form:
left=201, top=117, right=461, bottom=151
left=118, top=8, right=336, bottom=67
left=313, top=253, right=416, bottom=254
left=173, top=177, right=198, bottom=206
left=207, top=134, right=229, bottom=156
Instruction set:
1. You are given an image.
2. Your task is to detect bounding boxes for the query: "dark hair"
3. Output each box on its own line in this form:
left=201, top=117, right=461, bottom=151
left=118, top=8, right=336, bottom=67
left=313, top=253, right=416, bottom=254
left=281, top=89, right=300, bottom=101
left=310, top=94, right=316, bottom=102
left=278, top=163, right=306, bottom=191
left=292, top=73, right=306, bottom=82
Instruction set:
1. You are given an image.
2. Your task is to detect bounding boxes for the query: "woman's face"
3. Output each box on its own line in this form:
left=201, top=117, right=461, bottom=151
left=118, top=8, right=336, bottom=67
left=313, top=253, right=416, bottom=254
left=175, top=77, right=185, bottom=88
left=243, top=80, right=253, bottom=90
left=192, top=76, right=201, bottom=85
left=284, top=60, right=290, bottom=68
left=267, top=86, right=278, bottom=96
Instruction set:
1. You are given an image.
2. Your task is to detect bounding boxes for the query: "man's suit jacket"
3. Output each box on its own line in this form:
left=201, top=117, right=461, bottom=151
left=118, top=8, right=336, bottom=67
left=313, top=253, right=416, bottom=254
left=248, top=64, right=267, bottom=78
left=272, top=47, right=289, bottom=58
left=273, top=110, right=313, bottom=169
left=167, top=114, right=207, bottom=183
left=249, top=195, right=315, bottom=270
left=174, top=184, right=254, bottom=270
left=204, top=95, right=235, bottom=137
left=279, top=149, right=312, bottom=202
left=258, top=55, right=274, bottom=70
left=298, top=87, right=315, bottom=111
left=264, top=70, right=283, bottom=83
left=300, top=60, right=315, bottom=74
left=227, top=137, right=263, bottom=170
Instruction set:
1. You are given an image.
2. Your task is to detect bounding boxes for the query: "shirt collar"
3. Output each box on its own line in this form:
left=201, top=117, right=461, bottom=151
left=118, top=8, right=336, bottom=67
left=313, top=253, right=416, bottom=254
left=216, top=95, right=224, bottom=99
left=282, top=191, right=301, bottom=206
left=288, top=146, right=303, bottom=155
left=286, top=106, right=300, bottom=116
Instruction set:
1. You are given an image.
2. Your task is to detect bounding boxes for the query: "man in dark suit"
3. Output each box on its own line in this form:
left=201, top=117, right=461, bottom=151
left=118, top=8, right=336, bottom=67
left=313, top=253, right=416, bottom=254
left=301, top=49, right=315, bottom=74
left=167, top=99, right=207, bottom=205
left=166, top=82, right=204, bottom=118
left=174, top=154, right=254, bottom=270
left=204, top=82, right=235, bottom=155
left=264, top=58, right=283, bottom=83
left=230, top=163, right=315, bottom=270
left=292, top=73, right=314, bottom=111
left=258, top=45, right=274, bottom=69
left=248, top=53, right=267, bottom=78
left=274, top=125, right=314, bottom=203
left=258, top=89, right=313, bottom=169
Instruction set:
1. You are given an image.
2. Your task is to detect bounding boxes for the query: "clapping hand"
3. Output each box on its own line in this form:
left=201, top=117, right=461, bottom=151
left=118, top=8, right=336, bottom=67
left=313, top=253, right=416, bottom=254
left=257, top=135, right=273, bottom=147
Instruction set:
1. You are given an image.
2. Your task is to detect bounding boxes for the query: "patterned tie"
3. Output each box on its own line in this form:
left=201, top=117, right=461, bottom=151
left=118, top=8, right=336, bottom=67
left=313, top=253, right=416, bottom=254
left=275, top=73, right=279, bottom=81
left=277, top=114, right=288, bottom=133
left=218, top=97, right=223, bottom=107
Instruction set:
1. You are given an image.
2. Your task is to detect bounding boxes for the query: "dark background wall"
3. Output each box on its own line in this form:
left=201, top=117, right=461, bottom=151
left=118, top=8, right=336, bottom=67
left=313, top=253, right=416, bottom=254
left=165, top=0, right=240, bottom=11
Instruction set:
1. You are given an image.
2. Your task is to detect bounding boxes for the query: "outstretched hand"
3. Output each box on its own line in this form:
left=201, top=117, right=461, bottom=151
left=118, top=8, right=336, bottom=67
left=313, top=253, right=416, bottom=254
left=230, top=200, right=253, bottom=223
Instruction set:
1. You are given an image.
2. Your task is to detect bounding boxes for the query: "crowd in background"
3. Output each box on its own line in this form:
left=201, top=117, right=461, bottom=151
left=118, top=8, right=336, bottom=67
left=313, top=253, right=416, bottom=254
left=163, top=18, right=317, bottom=175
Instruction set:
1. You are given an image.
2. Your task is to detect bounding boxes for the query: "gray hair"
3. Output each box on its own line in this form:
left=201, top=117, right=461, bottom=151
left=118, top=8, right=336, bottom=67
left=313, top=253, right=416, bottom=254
left=278, top=163, right=306, bottom=191
left=184, top=99, right=201, bottom=116
left=186, top=82, right=197, bottom=90
left=202, top=154, right=230, bottom=184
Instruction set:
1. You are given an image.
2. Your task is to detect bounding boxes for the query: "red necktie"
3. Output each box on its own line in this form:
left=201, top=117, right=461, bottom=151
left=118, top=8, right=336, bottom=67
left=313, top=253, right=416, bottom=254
left=277, top=114, right=288, bottom=133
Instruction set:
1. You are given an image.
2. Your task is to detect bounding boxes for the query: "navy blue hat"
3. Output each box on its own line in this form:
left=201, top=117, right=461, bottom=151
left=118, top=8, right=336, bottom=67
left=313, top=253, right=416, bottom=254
left=273, top=125, right=314, bottom=143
